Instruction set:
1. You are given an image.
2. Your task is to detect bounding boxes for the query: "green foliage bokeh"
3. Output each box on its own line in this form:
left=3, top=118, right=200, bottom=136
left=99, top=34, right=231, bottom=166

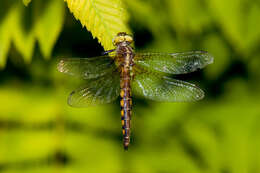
left=0, top=0, right=260, bottom=173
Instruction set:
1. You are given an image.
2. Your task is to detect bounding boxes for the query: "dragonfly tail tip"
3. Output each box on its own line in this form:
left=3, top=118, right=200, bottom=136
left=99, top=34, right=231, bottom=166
left=124, top=145, right=129, bottom=151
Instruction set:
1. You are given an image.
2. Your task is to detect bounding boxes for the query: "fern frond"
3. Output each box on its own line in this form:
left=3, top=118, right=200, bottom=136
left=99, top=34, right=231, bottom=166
left=34, top=0, right=65, bottom=59
left=0, top=1, right=65, bottom=68
left=12, top=4, right=35, bottom=63
left=0, top=3, right=35, bottom=68
left=0, top=17, right=12, bottom=68
left=64, top=0, right=131, bottom=50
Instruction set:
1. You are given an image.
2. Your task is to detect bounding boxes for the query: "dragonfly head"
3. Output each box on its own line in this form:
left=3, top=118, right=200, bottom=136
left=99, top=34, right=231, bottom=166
left=113, top=32, right=133, bottom=46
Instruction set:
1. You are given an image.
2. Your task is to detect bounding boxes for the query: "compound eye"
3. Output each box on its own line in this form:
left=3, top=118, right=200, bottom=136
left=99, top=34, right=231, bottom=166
left=113, top=36, right=120, bottom=45
left=125, top=35, right=133, bottom=43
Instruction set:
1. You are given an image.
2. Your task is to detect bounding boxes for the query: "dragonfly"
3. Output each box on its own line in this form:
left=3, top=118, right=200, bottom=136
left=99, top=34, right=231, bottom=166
left=57, top=32, right=214, bottom=150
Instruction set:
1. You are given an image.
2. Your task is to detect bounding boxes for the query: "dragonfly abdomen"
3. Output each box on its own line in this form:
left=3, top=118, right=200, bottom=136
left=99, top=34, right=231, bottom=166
left=120, top=66, right=132, bottom=150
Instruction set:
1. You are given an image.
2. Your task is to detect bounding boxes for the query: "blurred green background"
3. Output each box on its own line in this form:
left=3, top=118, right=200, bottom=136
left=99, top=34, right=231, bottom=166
left=1, top=0, right=260, bottom=172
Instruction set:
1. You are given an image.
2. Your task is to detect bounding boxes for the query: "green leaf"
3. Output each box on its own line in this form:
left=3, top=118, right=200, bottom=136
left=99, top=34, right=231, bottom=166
left=34, top=0, right=65, bottom=59
left=64, top=0, right=131, bottom=50
left=22, top=0, right=32, bottom=6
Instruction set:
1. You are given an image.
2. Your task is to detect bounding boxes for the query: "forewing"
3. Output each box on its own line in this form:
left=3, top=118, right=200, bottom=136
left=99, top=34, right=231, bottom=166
left=134, top=51, right=214, bottom=74
left=57, top=55, right=116, bottom=79
left=68, top=72, right=120, bottom=107
left=132, top=73, right=204, bottom=102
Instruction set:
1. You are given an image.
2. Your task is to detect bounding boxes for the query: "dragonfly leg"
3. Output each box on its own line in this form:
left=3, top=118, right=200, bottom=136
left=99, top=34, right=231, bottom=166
left=102, top=49, right=116, bottom=55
